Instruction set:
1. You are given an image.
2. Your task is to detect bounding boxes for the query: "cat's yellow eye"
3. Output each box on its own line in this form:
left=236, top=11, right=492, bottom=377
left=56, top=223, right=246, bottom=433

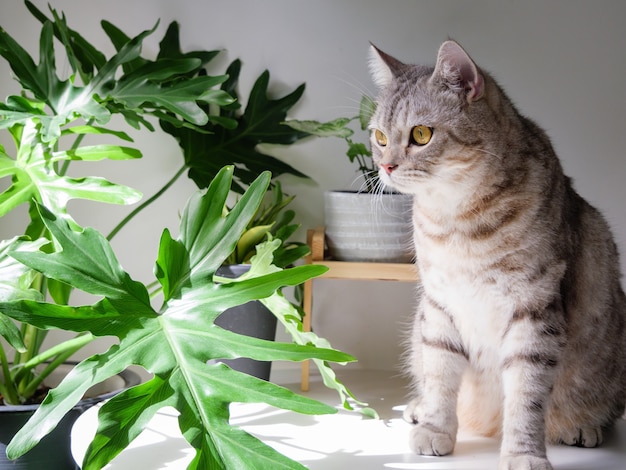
left=374, top=129, right=388, bottom=147
left=411, top=126, right=432, bottom=146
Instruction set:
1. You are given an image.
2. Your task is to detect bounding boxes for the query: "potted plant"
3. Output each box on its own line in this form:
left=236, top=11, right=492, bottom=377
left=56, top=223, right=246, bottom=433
left=214, top=182, right=310, bottom=381
left=1, top=166, right=361, bottom=469
left=287, top=97, right=414, bottom=263
left=0, top=2, right=371, bottom=468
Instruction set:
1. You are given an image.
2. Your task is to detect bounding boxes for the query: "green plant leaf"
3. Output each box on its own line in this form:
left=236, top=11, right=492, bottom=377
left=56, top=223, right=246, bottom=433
left=24, top=1, right=106, bottom=80
left=346, top=141, right=371, bottom=161
left=284, top=117, right=355, bottom=138
left=0, top=237, right=47, bottom=352
left=0, top=19, right=113, bottom=141
left=284, top=100, right=379, bottom=192
left=1, top=10, right=226, bottom=143
left=0, top=119, right=143, bottom=221
left=359, top=94, right=377, bottom=130
left=156, top=21, right=220, bottom=66
left=0, top=96, right=46, bottom=130
left=61, top=125, right=133, bottom=142
left=235, top=224, right=274, bottom=263
left=0, top=19, right=50, bottom=105
left=161, top=62, right=311, bottom=194
left=1, top=167, right=352, bottom=469
left=112, top=64, right=229, bottom=126
left=0, top=236, right=46, bottom=303
left=11, top=205, right=150, bottom=310
left=260, top=289, right=378, bottom=419
left=100, top=19, right=149, bottom=75
left=55, top=145, right=142, bottom=162
left=80, top=376, right=177, bottom=469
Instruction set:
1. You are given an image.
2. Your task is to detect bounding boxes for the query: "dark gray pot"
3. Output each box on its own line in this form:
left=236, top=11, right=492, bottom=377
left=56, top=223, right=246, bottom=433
left=214, top=264, right=277, bottom=381
left=324, top=190, right=414, bottom=262
left=0, top=368, right=140, bottom=469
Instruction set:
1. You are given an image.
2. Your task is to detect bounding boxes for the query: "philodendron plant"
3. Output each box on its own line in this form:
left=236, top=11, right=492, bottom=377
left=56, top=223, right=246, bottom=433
left=0, top=0, right=314, bottom=407
left=0, top=2, right=373, bottom=468
left=1, top=167, right=358, bottom=469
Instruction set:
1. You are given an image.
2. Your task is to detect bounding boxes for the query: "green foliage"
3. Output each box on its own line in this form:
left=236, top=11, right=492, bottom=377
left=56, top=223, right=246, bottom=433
left=0, top=0, right=238, bottom=405
left=161, top=58, right=311, bottom=194
left=286, top=95, right=379, bottom=192
left=0, top=2, right=233, bottom=227
left=0, top=4, right=370, bottom=468
left=224, top=181, right=309, bottom=267
left=0, top=167, right=354, bottom=469
left=0, top=0, right=315, bottom=406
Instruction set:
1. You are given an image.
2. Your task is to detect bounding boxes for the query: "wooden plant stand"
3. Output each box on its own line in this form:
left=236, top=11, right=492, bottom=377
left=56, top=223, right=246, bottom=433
left=300, top=227, right=419, bottom=391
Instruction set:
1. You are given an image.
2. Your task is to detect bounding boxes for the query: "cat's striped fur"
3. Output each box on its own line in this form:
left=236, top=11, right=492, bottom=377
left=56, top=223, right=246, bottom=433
left=368, top=40, right=626, bottom=470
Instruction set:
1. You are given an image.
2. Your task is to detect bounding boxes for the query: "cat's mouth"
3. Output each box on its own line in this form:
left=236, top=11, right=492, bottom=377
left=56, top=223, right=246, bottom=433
left=378, top=167, right=428, bottom=193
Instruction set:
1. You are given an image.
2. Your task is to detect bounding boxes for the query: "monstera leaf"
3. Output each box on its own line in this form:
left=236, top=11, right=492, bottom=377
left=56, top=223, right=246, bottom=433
left=0, top=167, right=352, bottom=469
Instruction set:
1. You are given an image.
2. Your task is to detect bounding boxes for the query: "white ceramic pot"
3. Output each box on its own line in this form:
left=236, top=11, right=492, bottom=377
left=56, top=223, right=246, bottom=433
left=324, top=191, right=414, bottom=263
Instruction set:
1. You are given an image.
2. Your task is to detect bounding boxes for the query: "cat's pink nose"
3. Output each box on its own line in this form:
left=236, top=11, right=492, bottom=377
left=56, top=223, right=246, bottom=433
left=381, top=163, right=398, bottom=175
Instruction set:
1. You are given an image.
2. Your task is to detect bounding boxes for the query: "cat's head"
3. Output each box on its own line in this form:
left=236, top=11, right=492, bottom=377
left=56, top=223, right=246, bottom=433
left=368, top=40, right=501, bottom=196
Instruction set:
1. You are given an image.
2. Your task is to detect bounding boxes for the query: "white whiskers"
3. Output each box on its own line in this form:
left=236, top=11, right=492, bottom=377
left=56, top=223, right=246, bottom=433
left=475, top=147, right=504, bottom=161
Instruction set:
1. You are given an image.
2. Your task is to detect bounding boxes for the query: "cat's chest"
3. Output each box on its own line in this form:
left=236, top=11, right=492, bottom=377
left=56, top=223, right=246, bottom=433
left=426, top=261, right=510, bottom=328
left=418, top=243, right=516, bottom=359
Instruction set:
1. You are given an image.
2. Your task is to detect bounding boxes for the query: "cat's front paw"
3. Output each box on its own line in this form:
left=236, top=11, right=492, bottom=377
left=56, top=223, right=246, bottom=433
left=499, top=454, right=553, bottom=470
left=408, top=423, right=455, bottom=456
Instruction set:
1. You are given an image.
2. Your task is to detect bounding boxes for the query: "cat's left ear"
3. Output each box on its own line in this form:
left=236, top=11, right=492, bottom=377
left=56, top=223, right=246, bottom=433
left=369, top=44, right=406, bottom=88
left=432, top=40, right=484, bottom=103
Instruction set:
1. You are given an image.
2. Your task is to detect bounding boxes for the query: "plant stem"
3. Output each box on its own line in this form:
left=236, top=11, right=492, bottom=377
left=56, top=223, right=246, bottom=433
left=22, top=324, right=44, bottom=362
left=0, top=342, right=19, bottom=404
left=17, top=332, right=95, bottom=400
left=107, top=163, right=188, bottom=241
left=59, top=118, right=93, bottom=176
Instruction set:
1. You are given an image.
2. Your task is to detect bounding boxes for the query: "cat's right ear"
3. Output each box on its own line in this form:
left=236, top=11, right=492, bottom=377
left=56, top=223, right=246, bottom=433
left=432, top=40, right=484, bottom=103
left=369, top=44, right=405, bottom=88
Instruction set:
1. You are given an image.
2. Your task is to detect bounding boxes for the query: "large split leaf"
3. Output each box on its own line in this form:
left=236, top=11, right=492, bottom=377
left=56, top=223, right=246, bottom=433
left=0, top=118, right=143, bottom=221
left=0, top=3, right=237, bottom=224
left=0, top=3, right=230, bottom=139
left=0, top=167, right=353, bottom=469
left=161, top=59, right=311, bottom=194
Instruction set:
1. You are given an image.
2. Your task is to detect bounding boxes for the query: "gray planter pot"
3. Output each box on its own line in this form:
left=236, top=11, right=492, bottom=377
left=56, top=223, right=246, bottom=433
left=213, top=264, right=277, bottom=381
left=324, top=190, right=414, bottom=262
left=0, top=367, right=140, bottom=469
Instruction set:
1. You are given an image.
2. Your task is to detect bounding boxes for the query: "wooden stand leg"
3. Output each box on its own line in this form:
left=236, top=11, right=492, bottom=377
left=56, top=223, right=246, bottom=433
left=300, top=276, right=312, bottom=392
left=300, top=227, right=325, bottom=391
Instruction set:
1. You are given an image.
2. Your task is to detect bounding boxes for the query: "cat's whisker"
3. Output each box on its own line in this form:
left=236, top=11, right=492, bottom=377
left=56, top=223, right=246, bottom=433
left=351, top=171, right=376, bottom=193
left=333, top=73, right=377, bottom=102
left=474, top=147, right=504, bottom=160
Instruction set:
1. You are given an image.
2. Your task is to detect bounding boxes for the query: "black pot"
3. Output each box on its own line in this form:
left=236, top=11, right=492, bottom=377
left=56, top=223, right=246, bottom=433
left=214, top=264, right=278, bottom=381
left=0, top=368, right=140, bottom=469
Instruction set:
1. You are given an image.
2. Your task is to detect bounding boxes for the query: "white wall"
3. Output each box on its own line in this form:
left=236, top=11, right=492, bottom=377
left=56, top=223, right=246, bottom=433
left=1, top=0, right=625, bottom=375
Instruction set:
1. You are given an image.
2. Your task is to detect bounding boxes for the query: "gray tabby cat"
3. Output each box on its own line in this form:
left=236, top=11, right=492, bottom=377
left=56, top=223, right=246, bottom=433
left=368, top=40, right=626, bottom=470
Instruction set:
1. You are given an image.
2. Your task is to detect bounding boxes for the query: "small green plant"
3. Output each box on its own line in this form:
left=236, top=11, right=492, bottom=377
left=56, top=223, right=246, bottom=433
left=224, top=181, right=308, bottom=267
left=286, top=95, right=378, bottom=192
